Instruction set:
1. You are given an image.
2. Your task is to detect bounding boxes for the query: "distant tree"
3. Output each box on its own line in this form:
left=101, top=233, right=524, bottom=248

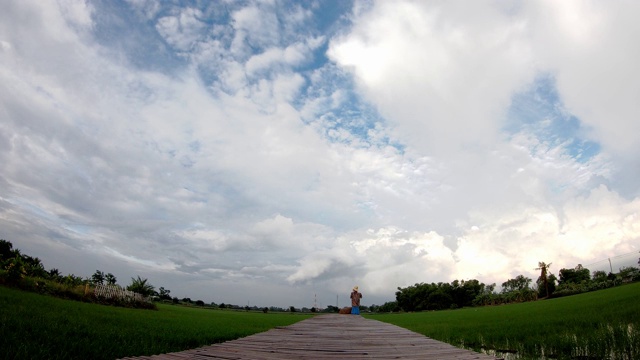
left=456, top=279, right=484, bottom=308
left=592, top=270, right=608, bottom=282
left=618, top=266, right=640, bottom=282
left=535, top=262, right=552, bottom=299
left=48, top=268, right=62, bottom=282
left=472, top=283, right=498, bottom=306
left=395, top=279, right=487, bottom=311
left=63, top=274, right=85, bottom=287
left=289, top=306, right=297, bottom=312
left=323, top=305, right=339, bottom=313
left=501, top=275, right=532, bottom=293
left=427, top=289, right=453, bottom=310
left=21, top=255, right=47, bottom=278
left=311, top=307, right=317, bottom=313
left=172, top=297, right=179, bottom=304
left=196, top=300, right=205, bottom=306
left=182, top=297, right=192, bottom=304
left=105, top=273, right=117, bottom=285
left=5, top=255, right=27, bottom=282
left=263, top=307, right=269, bottom=313
left=91, top=270, right=105, bottom=285
left=536, top=274, right=557, bottom=298
left=126, top=276, right=155, bottom=297
left=559, top=265, right=590, bottom=285
left=378, top=301, right=399, bottom=313
left=0, top=239, right=14, bottom=262
left=158, top=287, right=171, bottom=300
left=219, top=303, right=226, bottom=309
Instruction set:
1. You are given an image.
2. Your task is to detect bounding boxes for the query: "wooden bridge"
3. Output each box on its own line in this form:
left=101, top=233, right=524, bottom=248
left=120, top=314, right=501, bottom=359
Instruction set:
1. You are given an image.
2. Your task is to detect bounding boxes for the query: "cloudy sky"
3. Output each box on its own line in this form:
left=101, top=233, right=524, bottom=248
left=1, top=0, right=639, bottom=308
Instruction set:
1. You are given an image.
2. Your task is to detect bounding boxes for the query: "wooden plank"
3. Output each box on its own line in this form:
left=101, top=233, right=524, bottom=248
left=119, top=314, right=502, bottom=359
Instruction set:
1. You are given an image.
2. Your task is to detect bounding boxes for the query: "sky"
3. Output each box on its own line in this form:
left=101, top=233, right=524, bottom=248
left=1, top=0, right=639, bottom=309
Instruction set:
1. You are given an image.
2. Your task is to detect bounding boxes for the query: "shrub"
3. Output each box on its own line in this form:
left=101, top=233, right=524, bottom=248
left=5, top=256, right=27, bottom=283
left=0, top=269, right=7, bottom=284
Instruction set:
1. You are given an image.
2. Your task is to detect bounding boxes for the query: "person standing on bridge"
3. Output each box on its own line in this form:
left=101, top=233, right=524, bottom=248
left=350, top=286, right=362, bottom=315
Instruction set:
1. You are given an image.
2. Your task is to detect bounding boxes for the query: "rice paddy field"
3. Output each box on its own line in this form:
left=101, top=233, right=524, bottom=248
left=2, top=282, right=639, bottom=360
left=368, top=282, right=640, bottom=360
left=0, top=285, right=311, bottom=360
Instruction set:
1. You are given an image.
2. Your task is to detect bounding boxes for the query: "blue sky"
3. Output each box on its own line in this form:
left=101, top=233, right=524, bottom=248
left=1, top=0, right=639, bottom=308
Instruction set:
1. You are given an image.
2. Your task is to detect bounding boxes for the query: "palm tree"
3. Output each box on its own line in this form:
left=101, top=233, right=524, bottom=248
left=536, top=262, right=552, bottom=299
left=126, top=276, right=155, bottom=297
left=48, top=268, right=62, bottom=282
left=0, top=239, right=14, bottom=261
left=91, top=270, right=105, bottom=285
left=105, top=273, right=117, bottom=285
left=23, top=256, right=47, bottom=278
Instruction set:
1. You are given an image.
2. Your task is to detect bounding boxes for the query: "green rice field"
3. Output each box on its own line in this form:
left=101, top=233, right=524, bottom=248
left=2, top=283, right=639, bottom=359
left=368, top=282, right=640, bottom=359
left=0, top=286, right=311, bottom=360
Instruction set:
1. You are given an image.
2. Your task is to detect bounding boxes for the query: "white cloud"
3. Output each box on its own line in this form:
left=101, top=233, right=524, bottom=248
left=328, top=1, right=535, bottom=155
left=245, top=39, right=322, bottom=74
left=559, top=185, right=640, bottom=258
left=57, top=0, right=94, bottom=30
left=230, top=4, right=279, bottom=57
left=319, top=0, right=640, bottom=295
left=156, top=7, right=206, bottom=51
left=354, top=227, right=457, bottom=293
left=455, top=185, right=640, bottom=285
left=526, top=0, right=640, bottom=156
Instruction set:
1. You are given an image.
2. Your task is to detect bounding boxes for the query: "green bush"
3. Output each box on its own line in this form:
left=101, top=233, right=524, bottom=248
left=0, top=273, right=156, bottom=309
left=92, top=293, right=157, bottom=310
left=4, top=255, right=27, bottom=282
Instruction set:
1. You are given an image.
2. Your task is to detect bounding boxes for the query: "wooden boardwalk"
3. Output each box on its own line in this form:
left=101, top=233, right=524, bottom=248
left=120, top=314, right=501, bottom=360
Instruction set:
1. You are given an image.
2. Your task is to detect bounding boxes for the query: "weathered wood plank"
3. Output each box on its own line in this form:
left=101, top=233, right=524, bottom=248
left=119, top=314, right=501, bottom=359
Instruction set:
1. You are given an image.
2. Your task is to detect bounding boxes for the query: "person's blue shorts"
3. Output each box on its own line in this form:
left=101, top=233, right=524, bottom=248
left=351, top=306, right=360, bottom=315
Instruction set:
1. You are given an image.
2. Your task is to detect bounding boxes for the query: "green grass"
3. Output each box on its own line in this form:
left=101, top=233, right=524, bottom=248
left=0, top=286, right=312, bottom=360
left=4, top=283, right=639, bottom=360
left=367, top=282, right=640, bottom=359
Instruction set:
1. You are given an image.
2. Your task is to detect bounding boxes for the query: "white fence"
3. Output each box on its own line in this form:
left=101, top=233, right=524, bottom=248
left=94, top=284, right=146, bottom=302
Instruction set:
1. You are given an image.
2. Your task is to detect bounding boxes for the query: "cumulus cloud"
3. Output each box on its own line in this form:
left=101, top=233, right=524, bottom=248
left=156, top=7, right=206, bottom=51
left=245, top=38, right=323, bottom=75
left=328, top=1, right=535, bottom=155
left=455, top=185, right=640, bottom=283
left=230, top=4, right=280, bottom=57
left=526, top=0, right=640, bottom=156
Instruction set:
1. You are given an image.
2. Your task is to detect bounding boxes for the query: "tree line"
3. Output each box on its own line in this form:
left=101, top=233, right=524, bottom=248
left=3, top=238, right=640, bottom=313
left=0, top=239, right=168, bottom=308
left=372, top=260, right=640, bottom=313
left=0, top=239, right=306, bottom=312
